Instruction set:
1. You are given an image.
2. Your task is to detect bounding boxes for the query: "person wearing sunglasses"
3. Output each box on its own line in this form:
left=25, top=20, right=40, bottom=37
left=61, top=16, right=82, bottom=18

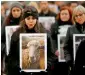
left=64, top=5, right=85, bottom=75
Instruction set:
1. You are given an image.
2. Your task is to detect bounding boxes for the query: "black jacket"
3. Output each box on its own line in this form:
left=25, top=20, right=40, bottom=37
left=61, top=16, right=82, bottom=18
left=50, top=21, right=58, bottom=53
left=6, top=24, right=55, bottom=75
left=1, top=17, right=21, bottom=47
left=50, top=21, right=72, bottom=53
left=64, top=22, right=85, bottom=66
left=74, top=40, right=85, bottom=75
left=1, top=17, right=21, bottom=65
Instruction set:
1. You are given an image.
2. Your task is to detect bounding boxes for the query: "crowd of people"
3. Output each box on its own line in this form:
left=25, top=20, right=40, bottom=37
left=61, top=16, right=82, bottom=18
left=1, top=1, right=85, bottom=75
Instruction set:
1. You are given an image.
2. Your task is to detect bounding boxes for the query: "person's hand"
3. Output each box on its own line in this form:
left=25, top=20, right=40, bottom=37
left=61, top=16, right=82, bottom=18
left=55, top=50, right=59, bottom=57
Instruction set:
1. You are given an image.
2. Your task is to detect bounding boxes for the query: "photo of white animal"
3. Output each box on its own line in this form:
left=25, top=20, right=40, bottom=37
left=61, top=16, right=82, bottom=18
left=27, top=40, right=40, bottom=69
left=20, top=33, right=47, bottom=72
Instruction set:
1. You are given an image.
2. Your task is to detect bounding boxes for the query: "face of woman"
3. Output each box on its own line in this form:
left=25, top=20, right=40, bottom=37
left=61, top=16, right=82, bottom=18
left=74, top=11, right=85, bottom=24
left=12, top=7, right=22, bottom=18
left=25, top=16, right=37, bottom=29
left=60, top=10, right=70, bottom=22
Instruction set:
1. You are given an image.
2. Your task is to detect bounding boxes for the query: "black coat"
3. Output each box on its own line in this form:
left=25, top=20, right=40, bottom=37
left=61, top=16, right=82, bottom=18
left=50, top=21, right=72, bottom=54
left=50, top=21, right=72, bottom=75
left=1, top=17, right=21, bottom=47
left=74, top=40, right=85, bottom=75
left=50, top=21, right=58, bottom=53
left=1, top=17, right=21, bottom=72
left=6, top=24, right=55, bottom=75
left=64, top=23, right=85, bottom=67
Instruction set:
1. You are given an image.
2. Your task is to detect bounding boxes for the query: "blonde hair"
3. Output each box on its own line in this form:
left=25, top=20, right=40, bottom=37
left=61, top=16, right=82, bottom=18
left=28, top=2, right=40, bottom=13
left=72, top=5, right=85, bottom=24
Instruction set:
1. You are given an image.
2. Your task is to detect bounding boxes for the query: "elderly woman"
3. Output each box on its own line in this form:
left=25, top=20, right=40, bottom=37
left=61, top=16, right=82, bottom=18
left=64, top=5, right=85, bottom=75
left=6, top=6, right=54, bottom=75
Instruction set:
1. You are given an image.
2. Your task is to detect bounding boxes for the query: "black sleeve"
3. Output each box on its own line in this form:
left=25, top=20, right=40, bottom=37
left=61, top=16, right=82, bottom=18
left=75, top=40, right=85, bottom=66
left=47, top=34, right=57, bottom=70
left=47, top=34, right=54, bottom=57
left=1, top=18, right=8, bottom=43
left=1, top=24, right=6, bottom=43
left=1, top=22, right=7, bottom=61
left=50, top=23, right=58, bottom=54
left=64, top=27, right=72, bottom=64
left=6, top=32, right=21, bottom=75
left=74, top=40, right=85, bottom=74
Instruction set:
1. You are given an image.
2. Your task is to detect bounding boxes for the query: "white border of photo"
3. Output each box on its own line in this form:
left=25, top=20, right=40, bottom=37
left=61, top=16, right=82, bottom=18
left=5, top=26, right=20, bottom=55
left=20, top=33, right=47, bottom=72
left=73, top=34, right=85, bottom=63
left=58, top=34, right=66, bottom=62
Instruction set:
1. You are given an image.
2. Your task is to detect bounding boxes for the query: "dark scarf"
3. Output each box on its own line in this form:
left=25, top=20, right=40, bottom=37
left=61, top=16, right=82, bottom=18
left=58, top=20, right=72, bottom=26
left=10, top=16, right=21, bottom=25
left=76, top=22, right=85, bottom=33
left=24, top=24, right=36, bottom=33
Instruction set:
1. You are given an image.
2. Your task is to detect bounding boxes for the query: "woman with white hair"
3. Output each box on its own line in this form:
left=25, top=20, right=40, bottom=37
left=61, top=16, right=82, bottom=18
left=64, top=5, right=85, bottom=75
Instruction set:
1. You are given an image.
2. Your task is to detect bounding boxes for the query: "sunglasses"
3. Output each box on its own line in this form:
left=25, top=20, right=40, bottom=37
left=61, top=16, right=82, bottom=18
left=75, top=13, right=85, bottom=18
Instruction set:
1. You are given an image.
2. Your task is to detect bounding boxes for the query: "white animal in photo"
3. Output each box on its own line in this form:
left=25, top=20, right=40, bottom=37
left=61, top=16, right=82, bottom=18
left=27, top=40, right=40, bottom=68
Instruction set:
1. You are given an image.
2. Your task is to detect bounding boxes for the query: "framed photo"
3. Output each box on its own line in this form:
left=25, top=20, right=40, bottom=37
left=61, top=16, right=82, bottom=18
left=58, top=34, right=66, bottom=62
left=73, top=34, right=85, bottom=62
left=5, top=26, right=20, bottom=55
left=38, top=17, right=55, bottom=32
left=20, top=33, right=47, bottom=72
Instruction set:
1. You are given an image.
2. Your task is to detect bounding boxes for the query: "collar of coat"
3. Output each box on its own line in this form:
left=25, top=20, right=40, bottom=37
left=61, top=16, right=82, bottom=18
left=76, top=22, right=85, bottom=33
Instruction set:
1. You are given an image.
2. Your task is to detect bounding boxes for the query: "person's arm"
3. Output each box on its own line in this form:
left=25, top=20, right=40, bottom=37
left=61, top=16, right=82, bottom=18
left=1, top=20, right=7, bottom=63
left=74, top=40, right=85, bottom=74
left=1, top=23, right=6, bottom=43
left=47, top=34, right=57, bottom=71
left=6, top=32, right=21, bottom=75
left=75, top=40, right=85, bottom=66
left=64, top=27, right=72, bottom=64
left=50, top=23, right=58, bottom=56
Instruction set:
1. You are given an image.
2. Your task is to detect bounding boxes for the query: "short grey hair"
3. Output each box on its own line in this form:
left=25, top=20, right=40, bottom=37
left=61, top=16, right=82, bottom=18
left=72, top=5, right=85, bottom=24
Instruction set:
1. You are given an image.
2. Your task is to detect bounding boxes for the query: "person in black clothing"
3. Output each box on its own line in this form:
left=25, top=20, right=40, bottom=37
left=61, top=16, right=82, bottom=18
left=64, top=5, right=85, bottom=75
left=1, top=2, right=23, bottom=75
left=2, top=2, right=23, bottom=26
left=1, top=2, right=23, bottom=44
left=51, top=6, right=73, bottom=52
left=1, top=4, right=5, bottom=25
left=51, top=6, right=73, bottom=75
left=6, top=6, right=55, bottom=75
left=73, top=40, right=85, bottom=75
left=39, top=1, right=57, bottom=17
